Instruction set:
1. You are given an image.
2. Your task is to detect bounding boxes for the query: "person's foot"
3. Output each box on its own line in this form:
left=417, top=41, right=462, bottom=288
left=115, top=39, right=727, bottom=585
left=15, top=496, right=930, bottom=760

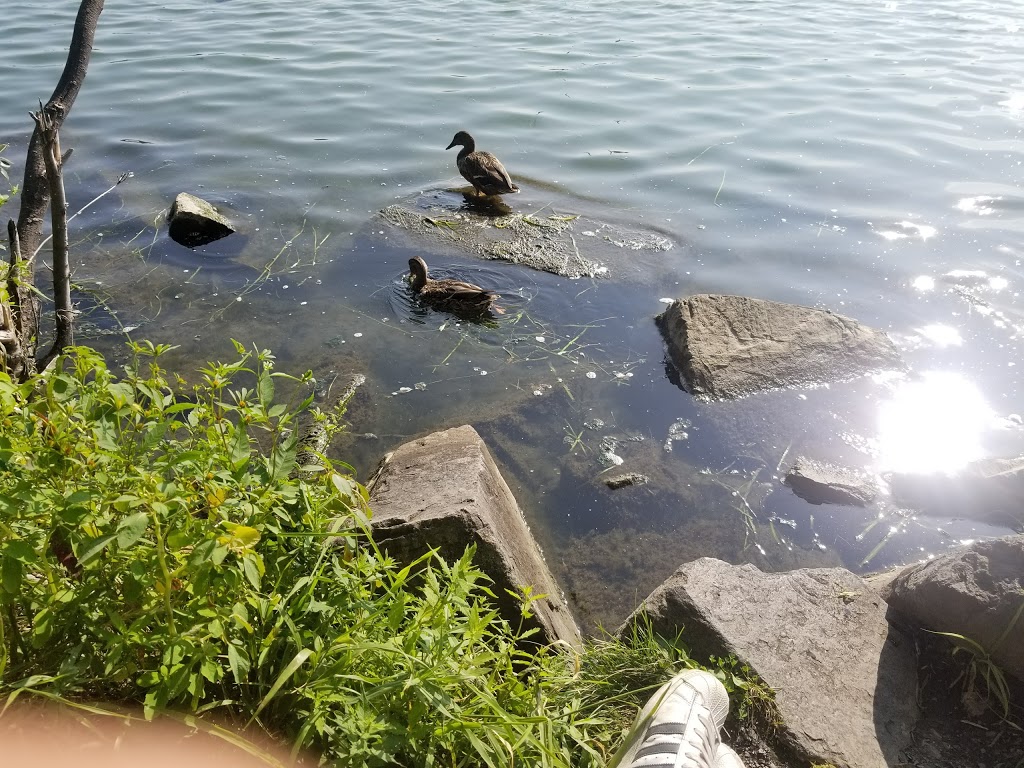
left=616, top=669, right=731, bottom=768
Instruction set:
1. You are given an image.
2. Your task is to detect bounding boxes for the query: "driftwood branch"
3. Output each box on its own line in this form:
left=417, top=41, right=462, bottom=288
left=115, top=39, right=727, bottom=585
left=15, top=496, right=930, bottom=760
left=13, top=0, right=104, bottom=367
left=32, top=108, right=74, bottom=372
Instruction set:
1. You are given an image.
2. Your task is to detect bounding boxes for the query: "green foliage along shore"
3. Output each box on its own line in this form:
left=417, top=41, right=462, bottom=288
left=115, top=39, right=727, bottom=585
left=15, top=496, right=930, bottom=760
left=0, top=342, right=766, bottom=766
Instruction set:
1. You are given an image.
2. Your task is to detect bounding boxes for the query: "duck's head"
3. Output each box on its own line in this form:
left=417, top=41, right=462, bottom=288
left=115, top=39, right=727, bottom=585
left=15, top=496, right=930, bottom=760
left=408, top=256, right=429, bottom=290
left=446, top=131, right=475, bottom=151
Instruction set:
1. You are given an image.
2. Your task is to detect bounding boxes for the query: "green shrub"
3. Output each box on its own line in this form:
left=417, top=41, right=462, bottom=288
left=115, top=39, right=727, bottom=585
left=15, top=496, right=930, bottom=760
left=0, top=342, right=689, bottom=766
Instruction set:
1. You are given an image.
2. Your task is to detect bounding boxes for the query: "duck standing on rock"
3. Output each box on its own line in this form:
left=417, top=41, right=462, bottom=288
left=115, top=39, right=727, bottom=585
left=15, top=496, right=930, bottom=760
left=408, top=256, right=505, bottom=317
left=446, top=131, right=520, bottom=197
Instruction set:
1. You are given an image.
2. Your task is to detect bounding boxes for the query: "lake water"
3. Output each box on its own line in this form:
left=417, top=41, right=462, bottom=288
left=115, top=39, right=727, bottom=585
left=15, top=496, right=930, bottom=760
left=3, top=0, right=1023, bottom=629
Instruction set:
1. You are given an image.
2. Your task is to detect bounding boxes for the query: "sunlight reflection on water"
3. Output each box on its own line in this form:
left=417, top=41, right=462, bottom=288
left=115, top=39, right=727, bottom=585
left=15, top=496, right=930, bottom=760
left=876, top=371, right=994, bottom=474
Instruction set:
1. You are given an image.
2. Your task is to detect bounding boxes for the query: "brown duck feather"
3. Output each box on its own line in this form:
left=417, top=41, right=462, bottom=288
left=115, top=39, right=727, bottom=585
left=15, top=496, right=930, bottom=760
left=408, top=256, right=505, bottom=316
left=446, top=130, right=519, bottom=197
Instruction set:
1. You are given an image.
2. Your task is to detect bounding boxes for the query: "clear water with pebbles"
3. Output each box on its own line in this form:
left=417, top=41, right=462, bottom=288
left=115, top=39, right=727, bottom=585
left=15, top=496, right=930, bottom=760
left=2, top=0, right=1023, bottom=627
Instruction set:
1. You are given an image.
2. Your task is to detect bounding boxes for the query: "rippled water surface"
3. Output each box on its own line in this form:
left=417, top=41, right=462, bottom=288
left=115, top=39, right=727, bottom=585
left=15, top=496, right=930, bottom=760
left=3, top=0, right=1023, bottom=628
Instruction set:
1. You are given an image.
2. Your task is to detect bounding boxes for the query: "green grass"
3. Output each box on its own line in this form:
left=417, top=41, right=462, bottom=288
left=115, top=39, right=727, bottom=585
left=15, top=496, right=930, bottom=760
left=0, top=341, right=775, bottom=766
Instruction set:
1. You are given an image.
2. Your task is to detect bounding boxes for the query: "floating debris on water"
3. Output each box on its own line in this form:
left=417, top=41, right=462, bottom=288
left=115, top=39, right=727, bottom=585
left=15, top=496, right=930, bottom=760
left=663, top=418, right=692, bottom=451
left=583, top=418, right=605, bottom=430
left=586, top=371, right=597, bottom=379
left=414, top=382, right=427, bottom=391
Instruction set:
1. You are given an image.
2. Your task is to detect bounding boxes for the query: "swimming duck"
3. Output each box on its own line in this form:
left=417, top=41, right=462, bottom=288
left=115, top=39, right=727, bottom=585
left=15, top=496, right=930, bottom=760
left=408, top=256, right=505, bottom=316
left=445, top=131, right=520, bottom=197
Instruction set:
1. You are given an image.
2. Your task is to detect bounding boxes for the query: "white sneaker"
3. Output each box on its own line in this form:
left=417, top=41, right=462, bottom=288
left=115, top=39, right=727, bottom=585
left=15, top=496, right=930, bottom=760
left=713, top=744, right=746, bottom=768
left=615, top=669, right=730, bottom=768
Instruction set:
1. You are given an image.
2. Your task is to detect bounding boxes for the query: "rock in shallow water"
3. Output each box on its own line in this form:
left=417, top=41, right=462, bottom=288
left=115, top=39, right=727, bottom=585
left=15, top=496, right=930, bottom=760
left=603, top=472, right=650, bottom=490
left=785, top=458, right=879, bottom=506
left=168, top=192, right=235, bottom=247
left=888, top=455, right=1024, bottom=527
left=657, top=294, right=904, bottom=399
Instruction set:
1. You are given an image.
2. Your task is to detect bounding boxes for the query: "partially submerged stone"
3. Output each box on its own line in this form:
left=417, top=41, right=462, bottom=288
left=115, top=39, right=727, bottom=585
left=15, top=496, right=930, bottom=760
left=881, top=535, right=1024, bottom=683
left=363, top=425, right=580, bottom=648
left=377, top=190, right=672, bottom=279
left=889, top=456, right=1024, bottom=527
left=619, top=558, right=918, bottom=768
left=603, top=472, right=649, bottom=490
left=785, top=458, right=879, bottom=506
left=168, top=192, right=235, bottom=247
left=657, top=294, right=904, bottom=399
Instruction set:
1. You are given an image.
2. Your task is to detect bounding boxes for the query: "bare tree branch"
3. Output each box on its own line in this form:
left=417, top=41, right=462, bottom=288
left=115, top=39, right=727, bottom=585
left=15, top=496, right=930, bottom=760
left=14, top=0, right=104, bottom=365
left=33, top=108, right=74, bottom=372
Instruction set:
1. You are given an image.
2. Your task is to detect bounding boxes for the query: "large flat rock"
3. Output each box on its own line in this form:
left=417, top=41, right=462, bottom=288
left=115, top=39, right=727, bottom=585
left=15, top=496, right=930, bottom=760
left=366, top=425, right=580, bottom=648
left=881, top=535, right=1024, bottom=683
left=377, top=189, right=673, bottom=279
left=619, top=558, right=918, bottom=768
left=657, top=294, right=904, bottom=399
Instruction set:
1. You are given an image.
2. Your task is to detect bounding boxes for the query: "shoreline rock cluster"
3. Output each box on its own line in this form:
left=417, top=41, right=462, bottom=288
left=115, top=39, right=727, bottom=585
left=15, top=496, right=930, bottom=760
left=364, top=424, right=1022, bottom=768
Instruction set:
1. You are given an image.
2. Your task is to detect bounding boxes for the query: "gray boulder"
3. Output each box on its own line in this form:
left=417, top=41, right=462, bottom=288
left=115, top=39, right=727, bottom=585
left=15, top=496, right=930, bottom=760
left=619, top=558, right=918, bottom=768
left=365, top=425, right=580, bottom=648
left=657, top=294, right=904, bottom=399
left=785, top=458, right=879, bottom=506
left=889, top=456, right=1024, bottom=527
left=881, top=535, right=1024, bottom=682
left=168, top=192, right=235, bottom=247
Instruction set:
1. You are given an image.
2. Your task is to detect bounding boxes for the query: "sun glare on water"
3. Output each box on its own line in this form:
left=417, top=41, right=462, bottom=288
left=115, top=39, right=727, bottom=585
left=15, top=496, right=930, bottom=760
left=876, top=371, right=994, bottom=474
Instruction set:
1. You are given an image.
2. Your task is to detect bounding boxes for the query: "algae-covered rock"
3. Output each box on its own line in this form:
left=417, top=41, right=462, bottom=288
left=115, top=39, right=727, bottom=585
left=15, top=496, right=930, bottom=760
left=376, top=190, right=673, bottom=279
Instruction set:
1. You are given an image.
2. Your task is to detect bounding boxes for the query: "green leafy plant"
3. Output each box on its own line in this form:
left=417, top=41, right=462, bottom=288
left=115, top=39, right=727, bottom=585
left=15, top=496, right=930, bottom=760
left=0, top=343, right=682, bottom=766
left=0, top=342, right=775, bottom=766
left=931, top=627, right=1016, bottom=720
left=928, top=594, right=1023, bottom=721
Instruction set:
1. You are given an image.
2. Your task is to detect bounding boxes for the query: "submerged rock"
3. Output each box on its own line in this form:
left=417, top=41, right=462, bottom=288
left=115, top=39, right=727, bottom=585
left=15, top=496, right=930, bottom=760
left=376, top=190, right=672, bottom=279
left=784, top=458, right=879, bottom=506
left=881, top=535, right=1024, bottom=683
left=657, top=294, right=904, bottom=399
left=603, top=472, right=650, bottom=490
left=168, top=192, right=235, bottom=247
left=619, top=558, right=918, bottom=768
left=360, top=425, right=580, bottom=648
left=888, top=455, right=1024, bottom=527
